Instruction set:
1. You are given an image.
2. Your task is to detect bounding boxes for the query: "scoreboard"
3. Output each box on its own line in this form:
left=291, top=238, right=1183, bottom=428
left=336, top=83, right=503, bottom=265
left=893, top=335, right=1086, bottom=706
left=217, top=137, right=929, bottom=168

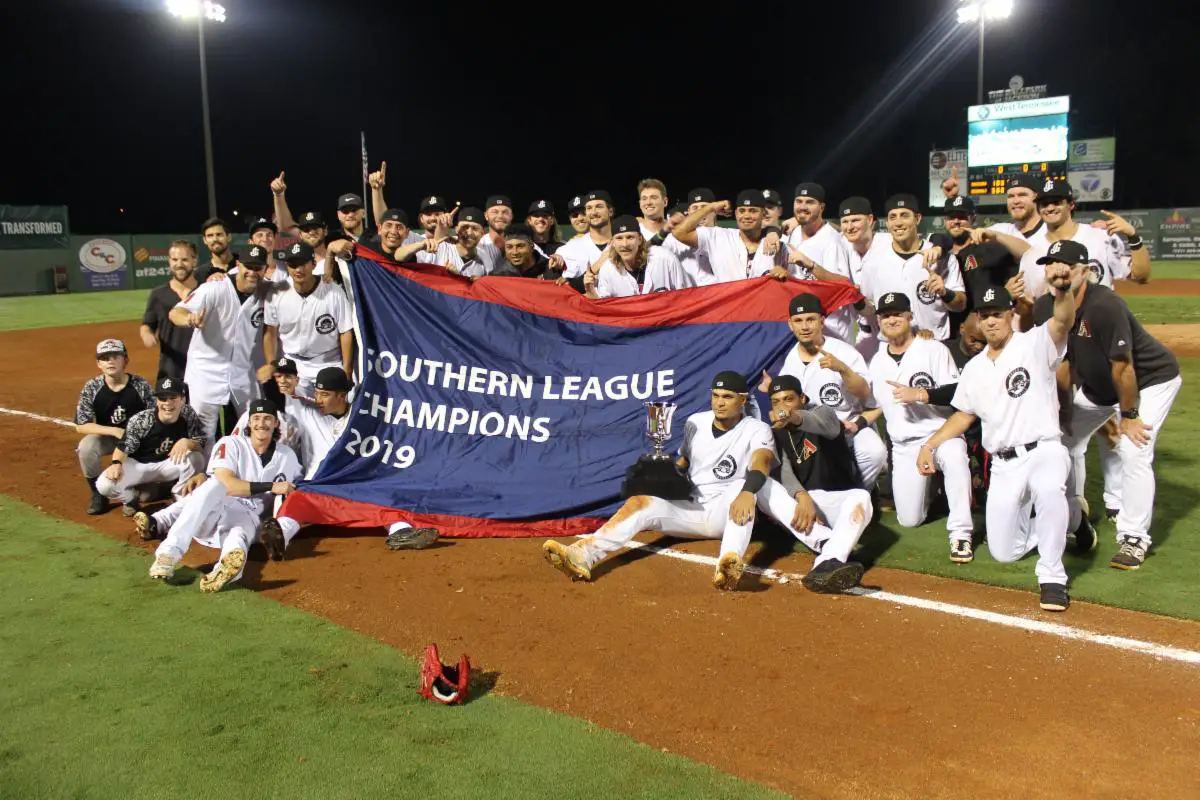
left=968, top=161, right=1069, bottom=201
left=966, top=95, right=1070, bottom=205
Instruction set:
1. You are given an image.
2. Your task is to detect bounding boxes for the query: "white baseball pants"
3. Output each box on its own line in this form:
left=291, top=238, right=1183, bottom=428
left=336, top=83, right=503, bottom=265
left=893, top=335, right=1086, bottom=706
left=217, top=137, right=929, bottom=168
left=851, top=426, right=888, bottom=489
left=95, top=454, right=203, bottom=505
left=985, top=440, right=1070, bottom=585
left=154, top=478, right=260, bottom=585
left=756, top=480, right=872, bottom=567
left=893, top=438, right=974, bottom=542
left=1114, top=376, right=1181, bottom=547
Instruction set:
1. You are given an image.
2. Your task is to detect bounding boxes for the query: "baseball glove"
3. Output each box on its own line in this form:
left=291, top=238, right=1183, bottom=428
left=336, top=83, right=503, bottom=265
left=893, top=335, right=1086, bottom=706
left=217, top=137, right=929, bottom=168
left=386, top=526, right=439, bottom=551
left=419, top=643, right=471, bottom=705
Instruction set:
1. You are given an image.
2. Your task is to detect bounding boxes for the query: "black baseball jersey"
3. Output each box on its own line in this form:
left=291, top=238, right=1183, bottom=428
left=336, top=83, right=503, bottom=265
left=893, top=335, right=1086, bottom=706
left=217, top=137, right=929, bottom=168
left=142, top=283, right=196, bottom=381
left=1032, top=284, right=1179, bottom=406
left=75, top=375, right=153, bottom=428
left=119, top=406, right=206, bottom=463
left=774, top=404, right=860, bottom=492
left=954, top=241, right=1019, bottom=311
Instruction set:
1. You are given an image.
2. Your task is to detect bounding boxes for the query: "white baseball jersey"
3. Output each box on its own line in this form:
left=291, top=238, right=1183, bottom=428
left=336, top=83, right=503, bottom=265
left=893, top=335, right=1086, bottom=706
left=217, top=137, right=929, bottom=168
left=679, top=410, right=776, bottom=505
left=840, top=231, right=890, bottom=286
left=658, top=233, right=716, bottom=287
left=179, top=279, right=263, bottom=407
left=208, top=434, right=303, bottom=516
left=1022, top=224, right=1129, bottom=296
left=230, top=406, right=304, bottom=463
left=869, top=337, right=960, bottom=445
left=432, top=242, right=488, bottom=278
left=594, top=247, right=687, bottom=297
left=694, top=226, right=777, bottom=283
left=554, top=235, right=607, bottom=279
left=476, top=231, right=504, bottom=273
left=787, top=222, right=852, bottom=279
left=779, top=336, right=874, bottom=421
left=989, top=219, right=1048, bottom=250
left=858, top=241, right=964, bottom=341
left=951, top=321, right=1066, bottom=453
left=264, top=281, right=353, bottom=381
left=284, top=396, right=351, bottom=479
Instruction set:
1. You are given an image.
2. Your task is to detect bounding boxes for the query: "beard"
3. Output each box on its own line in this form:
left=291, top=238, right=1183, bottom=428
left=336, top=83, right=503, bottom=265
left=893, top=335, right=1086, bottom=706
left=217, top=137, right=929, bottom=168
left=952, top=230, right=971, bottom=246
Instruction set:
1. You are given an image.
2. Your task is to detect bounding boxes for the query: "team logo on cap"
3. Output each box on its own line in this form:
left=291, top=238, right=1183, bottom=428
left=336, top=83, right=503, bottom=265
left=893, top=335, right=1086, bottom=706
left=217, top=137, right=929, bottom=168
left=842, top=207, right=851, bottom=215
left=713, top=454, right=737, bottom=480
left=251, top=308, right=264, bottom=329
left=537, top=200, right=546, bottom=209
left=1006, top=367, right=1031, bottom=398
left=304, top=212, right=315, bottom=222
left=896, top=199, right=907, bottom=207
left=1050, top=241, right=1062, bottom=255
left=910, top=372, right=934, bottom=389
left=291, top=243, right=302, bottom=255
left=1043, top=180, right=1055, bottom=192
left=715, top=380, right=726, bottom=388
left=762, top=190, right=771, bottom=198
left=952, top=196, right=964, bottom=207
left=315, top=313, right=336, bottom=335
left=983, top=288, right=996, bottom=303
left=916, top=281, right=936, bottom=305
left=818, top=383, right=843, bottom=407
left=571, top=196, right=580, bottom=205
left=161, top=378, right=174, bottom=390
left=884, top=293, right=895, bottom=305
left=428, top=196, right=439, bottom=204
left=693, top=194, right=702, bottom=201
left=800, top=189, right=810, bottom=196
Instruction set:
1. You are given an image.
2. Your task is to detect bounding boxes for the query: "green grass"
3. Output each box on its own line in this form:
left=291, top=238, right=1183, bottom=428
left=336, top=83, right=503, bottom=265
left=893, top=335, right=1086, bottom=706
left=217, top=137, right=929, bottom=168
left=856, top=357, right=1200, bottom=620
left=0, top=496, right=779, bottom=800
left=1123, top=295, right=1200, bottom=325
left=1144, top=259, right=1200, bottom=280
left=0, top=288, right=149, bottom=331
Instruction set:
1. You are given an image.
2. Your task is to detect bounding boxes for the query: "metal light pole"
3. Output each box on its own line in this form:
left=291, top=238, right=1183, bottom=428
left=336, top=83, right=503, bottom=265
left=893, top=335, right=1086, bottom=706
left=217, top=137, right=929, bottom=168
left=957, top=0, right=1012, bottom=105
left=167, top=1, right=226, bottom=218
left=976, top=14, right=985, bottom=105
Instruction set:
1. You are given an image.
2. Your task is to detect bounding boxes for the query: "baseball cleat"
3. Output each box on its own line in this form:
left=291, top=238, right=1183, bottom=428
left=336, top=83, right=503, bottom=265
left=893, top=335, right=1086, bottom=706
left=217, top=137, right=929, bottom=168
left=802, top=558, right=865, bottom=594
left=949, top=539, right=974, bottom=564
left=542, top=541, right=591, bottom=581
left=260, top=518, right=285, bottom=561
left=1110, top=537, right=1147, bottom=570
left=121, top=501, right=140, bottom=518
left=86, top=480, right=107, bottom=515
left=385, top=526, right=440, bottom=551
left=1105, top=507, right=1120, bottom=525
left=149, top=554, right=179, bottom=580
left=711, top=552, right=745, bottom=591
left=1071, top=515, right=1098, bottom=553
left=200, top=548, right=246, bottom=593
left=133, top=511, right=158, bottom=541
left=1039, top=583, right=1070, bottom=612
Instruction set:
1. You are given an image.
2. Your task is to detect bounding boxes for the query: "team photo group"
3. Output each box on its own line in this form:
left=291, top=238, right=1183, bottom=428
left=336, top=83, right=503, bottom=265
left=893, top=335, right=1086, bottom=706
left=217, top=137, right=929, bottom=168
left=73, top=167, right=1179, bottom=612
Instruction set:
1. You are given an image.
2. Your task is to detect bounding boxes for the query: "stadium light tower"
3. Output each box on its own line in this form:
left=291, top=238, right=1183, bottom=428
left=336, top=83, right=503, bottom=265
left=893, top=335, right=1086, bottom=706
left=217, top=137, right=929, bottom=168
left=957, top=0, right=1014, bottom=105
left=166, top=1, right=227, bottom=218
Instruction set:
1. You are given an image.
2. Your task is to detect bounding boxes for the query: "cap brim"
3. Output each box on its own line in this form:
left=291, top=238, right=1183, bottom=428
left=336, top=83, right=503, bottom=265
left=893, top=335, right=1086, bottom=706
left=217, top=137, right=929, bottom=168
left=1035, top=255, right=1068, bottom=265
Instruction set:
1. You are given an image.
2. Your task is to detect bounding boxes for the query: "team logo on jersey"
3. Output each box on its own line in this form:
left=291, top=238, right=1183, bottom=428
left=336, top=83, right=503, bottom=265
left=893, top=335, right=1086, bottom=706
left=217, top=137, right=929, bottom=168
left=251, top=308, right=264, bottom=329
left=1086, top=259, right=1103, bottom=284
left=713, top=454, right=738, bottom=480
left=156, top=437, right=173, bottom=456
left=818, top=383, right=843, bottom=407
left=1077, top=320, right=1091, bottom=338
left=916, top=281, right=937, bottom=305
left=800, top=437, right=818, bottom=461
left=909, top=372, right=934, bottom=389
left=111, top=405, right=126, bottom=425
left=315, top=313, right=336, bottom=334
left=1005, top=367, right=1031, bottom=398
left=273, top=473, right=288, bottom=483
left=964, top=254, right=979, bottom=271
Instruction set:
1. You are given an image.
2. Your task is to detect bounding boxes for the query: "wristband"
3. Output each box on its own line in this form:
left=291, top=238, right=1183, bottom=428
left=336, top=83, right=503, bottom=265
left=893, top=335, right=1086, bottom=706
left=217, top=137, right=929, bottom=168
left=741, top=469, right=767, bottom=495
left=853, top=415, right=869, bottom=431
left=940, top=288, right=956, bottom=303
left=249, top=481, right=272, bottom=494
left=1121, top=407, right=1139, bottom=420
left=1126, top=235, right=1142, bottom=247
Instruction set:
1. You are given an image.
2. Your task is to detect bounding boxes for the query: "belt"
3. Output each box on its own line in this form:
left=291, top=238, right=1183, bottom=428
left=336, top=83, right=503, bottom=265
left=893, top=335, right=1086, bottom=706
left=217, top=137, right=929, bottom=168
left=993, top=440, right=1039, bottom=461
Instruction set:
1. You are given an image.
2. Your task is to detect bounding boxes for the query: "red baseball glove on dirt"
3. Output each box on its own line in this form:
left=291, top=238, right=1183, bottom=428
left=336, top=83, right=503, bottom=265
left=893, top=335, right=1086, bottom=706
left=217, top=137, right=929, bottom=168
left=419, top=643, right=471, bottom=705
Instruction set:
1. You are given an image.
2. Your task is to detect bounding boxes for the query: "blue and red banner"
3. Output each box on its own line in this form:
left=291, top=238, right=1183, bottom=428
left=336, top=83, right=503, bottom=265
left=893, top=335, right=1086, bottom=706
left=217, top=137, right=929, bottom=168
left=281, top=247, right=862, bottom=537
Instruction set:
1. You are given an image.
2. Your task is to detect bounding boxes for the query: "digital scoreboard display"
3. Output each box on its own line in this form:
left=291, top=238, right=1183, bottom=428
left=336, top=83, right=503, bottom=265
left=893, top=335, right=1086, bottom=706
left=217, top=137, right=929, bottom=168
left=966, top=96, right=1070, bottom=203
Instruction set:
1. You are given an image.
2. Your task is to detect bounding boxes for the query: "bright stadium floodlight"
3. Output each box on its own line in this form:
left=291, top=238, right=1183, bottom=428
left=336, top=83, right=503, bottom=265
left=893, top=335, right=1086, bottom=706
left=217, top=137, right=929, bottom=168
left=166, top=1, right=227, bottom=217
left=957, top=1, right=1013, bottom=104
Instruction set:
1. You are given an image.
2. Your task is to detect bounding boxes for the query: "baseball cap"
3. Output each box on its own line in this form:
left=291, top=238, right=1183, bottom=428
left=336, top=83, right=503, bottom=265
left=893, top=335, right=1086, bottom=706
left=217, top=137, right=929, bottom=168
left=272, top=356, right=298, bottom=376
left=284, top=241, right=315, bottom=264
left=611, top=215, right=641, bottom=235
left=527, top=199, right=556, bottom=216
left=838, top=196, right=873, bottom=217
left=459, top=207, right=485, bottom=225
left=420, top=195, right=448, bottom=213
left=794, top=182, right=826, bottom=202
left=885, top=194, right=920, bottom=214
left=761, top=189, right=782, bottom=208
left=668, top=201, right=689, bottom=216
left=566, top=195, right=585, bottom=214
left=1037, top=178, right=1074, bottom=202
left=297, top=210, right=326, bottom=228
left=272, top=248, right=289, bottom=263
left=485, top=194, right=512, bottom=210
left=735, top=189, right=764, bottom=208
left=380, top=208, right=409, bottom=226
left=241, top=245, right=269, bottom=268
left=767, top=374, right=805, bottom=397
left=788, top=293, right=824, bottom=317
left=975, top=285, right=1014, bottom=312
left=711, top=370, right=749, bottom=393
left=876, top=292, right=912, bottom=314
left=504, top=224, right=534, bottom=242
left=337, top=193, right=364, bottom=211
left=945, top=195, right=976, bottom=217
left=1036, top=239, right=1089, bottom=266
left=585, top=189, right=612, bottom=205
left=153, top=376, right=184, bottom=397
left=1007, top=174, right=1039, bottom=191
left=248, top=217, right=277, bottom=234
left=315, top=367, right=352, bottom=393
left=247, top=398, right=278, bottom=418
left=96, top=338, right=127, bottom=357
left=687, top=187, right=716, bottom=204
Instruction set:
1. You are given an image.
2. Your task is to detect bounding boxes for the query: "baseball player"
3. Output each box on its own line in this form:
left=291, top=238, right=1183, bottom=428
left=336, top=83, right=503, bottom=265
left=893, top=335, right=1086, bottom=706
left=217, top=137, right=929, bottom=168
left=261, top=241, right=354, bottom=397
left=985, top=174, right=1046, bottom=242
left=228, top=357, right=305, bottom=458
left=476, top=195, right=514, bottom=272
left=526, top=199, right=563, bottom=255
left=671, top=190, right=781, bottom=282
left=653, top=188, right=718, bottom=287
left=94, top=376, right=206, bottom=517
left=431, top=207, right=489, bottom=277
left=763, top=375, right=871, bottom=592
left=761, top=189, right=784, bottom=228
left=554, top=190, right=616, bottom=279
left=583, top=215, right=688, bottom=297
left=566, top=194, right=589, bottom=236
left=1030, top=240, right=1181, bottom=571
left=919, top=269, right=1081, bottom=612
left=940, top=196, right=1024, bottom=312
left=146, top=399, right=302, bottom=593
left=636, top=178, right=670, bottom=240
left=542, top=371, right=780, bottom=591
left=776, top=293, right=887, bottom=491
left=75, top=338, right=155, bottom=514
left=491, top=225, right=556, bottom=279
left=868, top=293, right=974, bottom=561
left=334, top=193, right=368, bottom=241
left=837, top=197, right=889, bottom=360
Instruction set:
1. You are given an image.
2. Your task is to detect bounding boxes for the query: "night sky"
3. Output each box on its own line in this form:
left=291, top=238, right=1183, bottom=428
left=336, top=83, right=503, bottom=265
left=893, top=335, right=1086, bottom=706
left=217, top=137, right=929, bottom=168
left=8, top=0, right=1195, bottom=234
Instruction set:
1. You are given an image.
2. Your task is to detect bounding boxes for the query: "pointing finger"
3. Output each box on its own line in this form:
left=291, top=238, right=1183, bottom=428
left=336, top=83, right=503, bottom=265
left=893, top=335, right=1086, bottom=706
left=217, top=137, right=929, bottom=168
left=886, top=380, right=905, bottom=388
left=380, top=161, right=387, bottom=177
left=951, top=165, right=958, bottom=178
left=278, top=171, right=285, bottom=181
left=1100, top=209, right=1115, bottom=218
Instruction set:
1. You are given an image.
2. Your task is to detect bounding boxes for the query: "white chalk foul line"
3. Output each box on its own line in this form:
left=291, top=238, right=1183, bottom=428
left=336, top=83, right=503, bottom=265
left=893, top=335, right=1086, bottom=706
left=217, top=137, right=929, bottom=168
left=2, top=405, right=1198, bottom=668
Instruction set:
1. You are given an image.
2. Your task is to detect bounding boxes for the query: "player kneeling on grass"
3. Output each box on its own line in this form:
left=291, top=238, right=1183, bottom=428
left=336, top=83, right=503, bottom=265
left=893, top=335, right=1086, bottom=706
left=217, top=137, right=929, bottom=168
left=763, top=376, right=871, bottom=592
left=146, top=398, right=302, bottom=593
left=867, top=292, right=975, bottom=563
left=94, top=377, right=206, bottom=517
left=918, top=265, right=1081, bottom=613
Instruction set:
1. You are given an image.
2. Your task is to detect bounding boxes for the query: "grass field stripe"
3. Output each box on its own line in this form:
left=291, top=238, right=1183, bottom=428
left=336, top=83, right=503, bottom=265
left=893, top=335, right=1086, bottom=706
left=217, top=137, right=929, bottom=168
left=615, top=539, right=1200, bottom=667
left=0, top=406, right=75, bottom=428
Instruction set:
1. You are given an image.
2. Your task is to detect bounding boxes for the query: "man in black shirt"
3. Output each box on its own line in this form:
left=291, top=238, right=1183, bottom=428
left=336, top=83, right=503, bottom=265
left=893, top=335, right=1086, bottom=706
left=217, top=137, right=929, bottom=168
left=139, top=239, right=198, bottom=381
left=195, top=217, right=235, bottom=282
left=94, top=376, right=206, bottom=519
left=1032, top=240, right=1182, bottom=571
left=74, top=338, right=155, bottom=514
left=490, top=225, right=555, bottom=279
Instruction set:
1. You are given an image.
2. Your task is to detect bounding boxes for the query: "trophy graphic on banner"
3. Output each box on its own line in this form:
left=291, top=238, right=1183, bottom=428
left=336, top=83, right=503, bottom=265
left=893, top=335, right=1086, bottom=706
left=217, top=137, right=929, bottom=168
left=620, top=399, right=694, bottom=500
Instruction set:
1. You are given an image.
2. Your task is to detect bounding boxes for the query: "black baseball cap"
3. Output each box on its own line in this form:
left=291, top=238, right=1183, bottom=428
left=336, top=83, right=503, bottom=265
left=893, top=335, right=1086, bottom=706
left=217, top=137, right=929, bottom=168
left=272, top=356, right=298, bottom=375
left=420, top=195, right=448, bottom=213
left=247, top=398, right=278, bottom=418
left=611, top=215, right=641, bottom=235
left=1037, top=178, right=1074, bottom=202
left=527, top=199, right=556, bottom=216
left=735, top=189, right=764, bottom=208
left=297, top=210, right=326, bottom=229
left=380, top=208, right=409, bottom=226
left=459, top=207, right=484, bottom=225
left=876, top=292, right=912, bottom=314
left=975, top=285, right=1014, bottom=312
left=249, top=217, right=277, bottom=234
left=315, top=367, right=352, bottom=393
left=1007, top=175, right=1039, bottom=191
left=839, top=197, right=873, bottom=217
left=945, top=195, right=976, bottom=217
left=687, top=187, right=715, bottom=204
left=337, top=193, right=364, bottom=210
left=711, top=370, right=749, bottom=393
left=153, top=376, right=185, bottom=397
left=788, top=293, right=824, bottom=317
left=566, top=194, right=585, bottom=213
left=585, top=189, right=612, bottom=205
left=668, top=201, right=689, bottom=216
left=768, top=374, right=805, bottom=397
left=283, top=241, right=315, bottom=264
left=272, top=248, right=289, bottom=263
left=1036, top=239, right=1089, bottom=266
left=505, top=224, right=534, bottom=242
left=761, top=189, right=783, bottom=208
left=794, top=182, right=825, bottom=202
left=485, top=194, right=512, bottom=210
left=242, top=245, right=269, bottom=268
left=885, top=194, right=920, bottom=214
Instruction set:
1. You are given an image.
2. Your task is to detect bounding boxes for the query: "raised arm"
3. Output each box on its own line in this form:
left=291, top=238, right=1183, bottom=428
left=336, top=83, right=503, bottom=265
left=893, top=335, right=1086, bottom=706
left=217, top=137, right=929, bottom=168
left=270, top=171, right=298, bottom=234
left=671, top=201, right=728, bottom=248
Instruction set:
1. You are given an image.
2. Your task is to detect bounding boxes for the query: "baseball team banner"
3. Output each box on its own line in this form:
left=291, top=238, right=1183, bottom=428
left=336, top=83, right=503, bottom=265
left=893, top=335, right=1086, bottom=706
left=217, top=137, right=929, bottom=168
left=282, top=248, right=862, bottom=538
